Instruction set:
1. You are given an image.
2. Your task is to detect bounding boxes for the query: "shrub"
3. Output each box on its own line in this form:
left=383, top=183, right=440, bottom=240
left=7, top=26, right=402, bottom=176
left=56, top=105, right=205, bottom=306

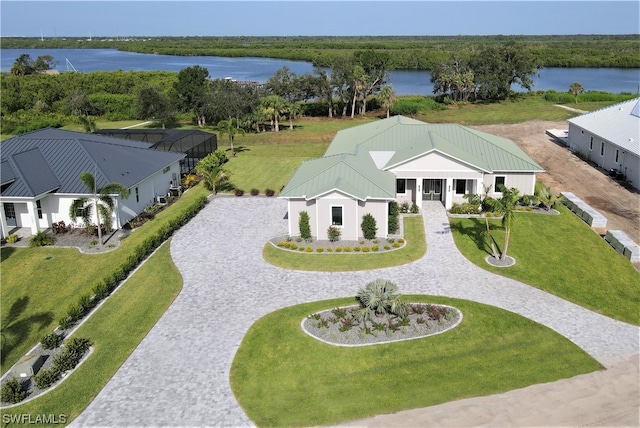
left=53, top=337, right=92, bottom=373
left=327, top=225, right=341, bottom=242
left=5, top=234, right=18, bottom=244
left=29, top=231, right=54, bottom=247
left=289, top=243, right=298, bottom=250
left=66, top=304, right=83, bottom=323
left=354, top=246, right=361, bottom=252
left=397, top=238, right=405, bottom=243
left=34, top=367, right=61, bottom=389
left=77, top=293, right=94, bottom=314
left=316, top=248, right=324, bottom=253
left=1, top=378, right=26, bottom=404
left=384, top=244, right=391, bottom=250
left=362, top=246, right=370, bottom=252
left=335, top=246, right=342, bottom=252
left=450, top=202, right=480, bottom=214
left=361, top=214, right=377, bottom=240
left=372, top=245, right=379, bottom=251
left=182, top=174, right=199, bottom=188
left=58, top=316, right=72, bottom=330
left=234, top=189, right=245, bottom=196
left=298, top=246, right=305, bottom=251
left=265, top=188, right=275, bottom=197
left=41, top=332, right=64, bottom=350
left=299, top=211, right=311, bottom=240
left=400, top=202, right=410, bottom=213
left=305, top=246, right=313, bottom=252
left=326, top=247, right=333, bottom=252
left=392, top=242, right=401, bottom=248
left=344, top=246, right=352, bottom=252
left=250, top=188, right=259, bottom=196
left=410, top=203, right=419, bottom=214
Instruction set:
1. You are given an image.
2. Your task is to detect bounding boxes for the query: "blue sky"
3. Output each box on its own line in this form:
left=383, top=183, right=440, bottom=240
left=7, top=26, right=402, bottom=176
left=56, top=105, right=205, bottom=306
left=1, top=1, right=638, bottom=37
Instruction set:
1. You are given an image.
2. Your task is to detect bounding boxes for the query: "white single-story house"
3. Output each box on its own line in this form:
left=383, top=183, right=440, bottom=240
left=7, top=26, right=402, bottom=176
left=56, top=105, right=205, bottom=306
left=280, top=115, right=544, bottom=241
left=0, top=128, right=185, bottom=238
left=566, top=97, right=640, bottom=191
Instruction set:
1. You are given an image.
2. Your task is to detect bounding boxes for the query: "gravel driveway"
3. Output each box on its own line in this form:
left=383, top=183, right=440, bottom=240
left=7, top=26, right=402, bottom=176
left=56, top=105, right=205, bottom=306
left=71, top=196, right=639, bottom=427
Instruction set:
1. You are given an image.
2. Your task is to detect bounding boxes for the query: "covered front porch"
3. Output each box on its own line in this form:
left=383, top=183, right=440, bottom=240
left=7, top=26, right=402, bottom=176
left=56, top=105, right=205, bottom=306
left=395, top=177, right=482, bottom=210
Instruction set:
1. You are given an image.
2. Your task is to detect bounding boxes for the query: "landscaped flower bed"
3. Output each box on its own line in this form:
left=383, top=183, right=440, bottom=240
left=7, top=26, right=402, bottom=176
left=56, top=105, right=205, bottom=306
left=303, top=303, right=461, bottom=346
left=269, top=236, right=406, bottom=253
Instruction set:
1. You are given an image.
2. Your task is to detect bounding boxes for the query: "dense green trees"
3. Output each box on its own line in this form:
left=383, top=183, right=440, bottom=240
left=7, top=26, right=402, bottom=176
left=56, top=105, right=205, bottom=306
left=431, top=42, right=540, bottom=101
left=10, top=54, right=55, bottom=75
left=4, top=35, right=638, bottom=68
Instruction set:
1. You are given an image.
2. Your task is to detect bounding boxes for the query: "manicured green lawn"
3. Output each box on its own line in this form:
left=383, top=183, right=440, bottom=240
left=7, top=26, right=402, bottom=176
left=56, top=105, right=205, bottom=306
left=449, top=205, right=640, bottom=325
left=222, top=117, right=375, bottom=192
left=262, top=216, right=425, bottom=271
left=0, top=183, right=209, bottom=373
left=0, top=240, right=182, bottom=423
left=230, top=296, right=602, bottom=427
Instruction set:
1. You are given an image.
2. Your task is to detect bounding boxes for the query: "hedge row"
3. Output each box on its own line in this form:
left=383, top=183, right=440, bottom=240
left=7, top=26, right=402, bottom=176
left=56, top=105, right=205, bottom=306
left=57, top=195, right=209, bottom=330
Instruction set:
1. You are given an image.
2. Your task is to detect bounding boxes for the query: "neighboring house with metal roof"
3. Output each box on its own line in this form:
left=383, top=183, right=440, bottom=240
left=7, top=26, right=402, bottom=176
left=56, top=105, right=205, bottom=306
left=94, top=129, right=217, bottom=174
left=280, top=116, right=544, bottom=241
left=567, top=98, right=640, bottom=191
left=0, top=128, right=185, bottom=238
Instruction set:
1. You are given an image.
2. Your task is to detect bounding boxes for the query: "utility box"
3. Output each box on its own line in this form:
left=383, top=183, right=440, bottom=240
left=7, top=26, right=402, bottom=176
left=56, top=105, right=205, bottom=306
left=14, top=354, right=45, bottom=378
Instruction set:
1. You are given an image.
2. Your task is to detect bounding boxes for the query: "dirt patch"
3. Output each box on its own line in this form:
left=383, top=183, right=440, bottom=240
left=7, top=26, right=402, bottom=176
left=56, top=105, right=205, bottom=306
left=471, top=120, right=640, bottom=244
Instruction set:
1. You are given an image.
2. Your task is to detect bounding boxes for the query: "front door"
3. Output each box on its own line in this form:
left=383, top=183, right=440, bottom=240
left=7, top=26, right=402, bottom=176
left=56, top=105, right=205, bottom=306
left=4, top=203, right=17, bottom=227
left=422, top=179, right=442, bottom=201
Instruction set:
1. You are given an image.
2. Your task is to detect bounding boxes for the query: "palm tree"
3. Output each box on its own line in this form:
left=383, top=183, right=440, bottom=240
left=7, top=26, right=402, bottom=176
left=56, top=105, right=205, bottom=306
left=194, top=149, right=229, bottom=194
left=355, top=279, right=409, bottom=330
left=377, top=86, right=397, bottom=118
left=260, top=95, right=288, bottom=132
left=569, top=82, right=584, bottom=104
left=216, top=118, right=245, bottom=157
left=69, top=171, right=130, bottom=246
left=534, top=182, right=558, bottom=211
left=78, top=115, right=97, bottom=133
left=484, top=185, right=520, bottom=260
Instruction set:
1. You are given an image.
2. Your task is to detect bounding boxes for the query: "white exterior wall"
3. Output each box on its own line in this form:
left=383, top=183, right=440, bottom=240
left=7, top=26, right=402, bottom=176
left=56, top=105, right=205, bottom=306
left=286, top=195, right=389, bottom=240
left=316, top=192, right=359, bottom=240
left=287, top=199, right=317, bottom=237
left=568, top=123, right=640, bottom=190
left=0, top=161, right=182, bottom=236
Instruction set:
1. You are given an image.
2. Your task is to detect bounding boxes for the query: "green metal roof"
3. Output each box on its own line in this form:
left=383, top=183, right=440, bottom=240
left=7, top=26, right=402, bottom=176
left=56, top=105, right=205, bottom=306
left=279, top=151, right=395, bottom=201
left=325, top=116, right=543, bottom=172
left=281, top=116, right=542, bottom=200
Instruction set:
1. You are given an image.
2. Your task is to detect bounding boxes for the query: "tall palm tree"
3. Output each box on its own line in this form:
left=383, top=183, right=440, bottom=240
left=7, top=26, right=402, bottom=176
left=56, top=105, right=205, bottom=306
left=260, top=95, right=288, bottom=132
left=216, top=118, right=245, bottom=157
left=485, top=185, right=520, bottom=260
left=69, top=171, right=130, bottom=246
left=377, top=86, right=397, bottom=118
left=569, top=82, right=584, bottom=104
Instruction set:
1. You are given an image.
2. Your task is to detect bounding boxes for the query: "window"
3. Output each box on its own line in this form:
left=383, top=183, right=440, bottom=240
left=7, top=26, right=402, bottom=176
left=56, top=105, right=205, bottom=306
left=455, top=179, right=466, bottom=195
left=615, top=149, right=619, bottom=163
left=331, top=206, right=343, bottom=226
left=589, top=136, right=593, bottom=150
left=396, top=179, right=406, bottom=194
left=494, top=176, right=505, bottom=192
left=75, top=207, right=87, bottom=218
left=135, top=187, right=140, bottom=203
left=36, top=200, right=43, bottom=219
left=600, top=142, right=605, bottom=157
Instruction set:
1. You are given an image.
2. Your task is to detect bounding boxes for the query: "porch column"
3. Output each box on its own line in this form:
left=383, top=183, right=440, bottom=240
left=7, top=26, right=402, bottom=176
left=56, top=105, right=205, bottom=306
left=26, top=200, right=40, bottom=234
left=444, top=178, right=453, bottom=210
left=0, top=203, right=8, bottom=238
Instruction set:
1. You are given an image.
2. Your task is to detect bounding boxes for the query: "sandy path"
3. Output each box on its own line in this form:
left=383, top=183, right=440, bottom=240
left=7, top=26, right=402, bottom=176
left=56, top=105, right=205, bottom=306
left=337, top=354, right=639, bottom=427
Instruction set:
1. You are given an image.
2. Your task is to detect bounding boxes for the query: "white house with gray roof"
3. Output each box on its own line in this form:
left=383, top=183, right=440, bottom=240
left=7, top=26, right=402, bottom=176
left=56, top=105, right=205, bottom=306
left=280, top=116, right=543, bottom=241
left=567, top=97, right=640, bottom=190
left=0, top=128, right=185, bottom=238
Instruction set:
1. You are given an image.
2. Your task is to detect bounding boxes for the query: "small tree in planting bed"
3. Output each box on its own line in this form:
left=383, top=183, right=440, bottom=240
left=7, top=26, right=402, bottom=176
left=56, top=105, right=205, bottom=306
left=299, top=211, right=311, bottom=241
left=361, top=213, right=377, bottom=240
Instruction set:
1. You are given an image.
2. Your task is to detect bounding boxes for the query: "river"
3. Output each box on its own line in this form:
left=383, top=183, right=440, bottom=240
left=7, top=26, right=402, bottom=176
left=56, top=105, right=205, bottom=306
left=2, top=48, right=639, bottom=95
